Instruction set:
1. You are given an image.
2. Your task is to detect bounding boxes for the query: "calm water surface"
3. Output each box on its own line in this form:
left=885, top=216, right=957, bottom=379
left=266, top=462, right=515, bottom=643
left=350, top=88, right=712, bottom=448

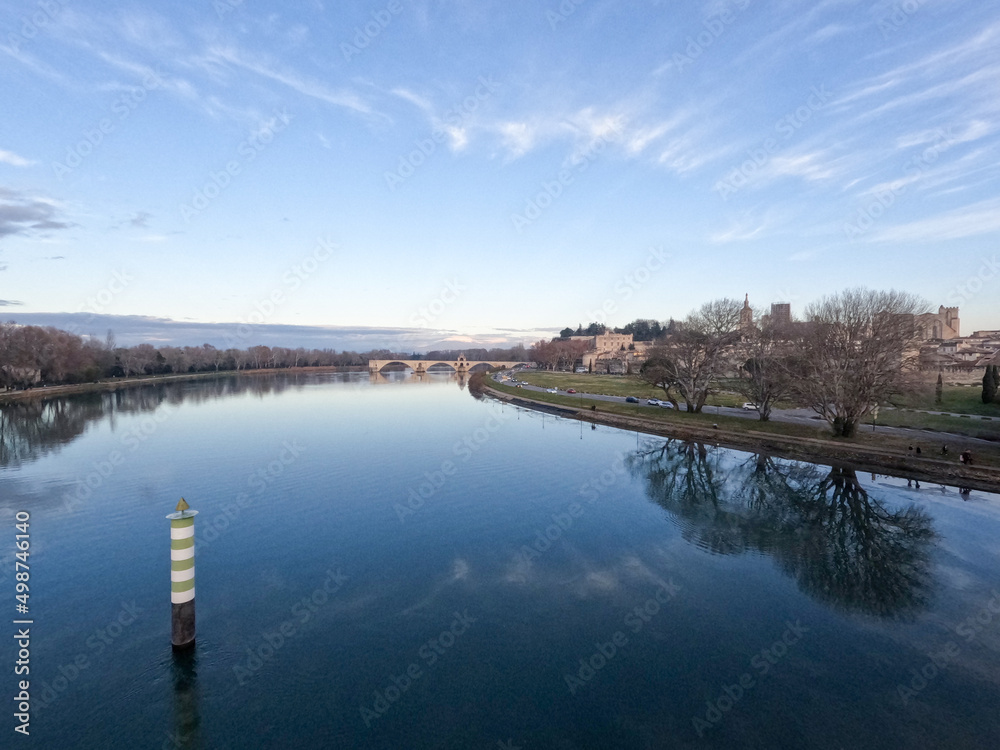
left=2, top=372, right=1000, bottom=749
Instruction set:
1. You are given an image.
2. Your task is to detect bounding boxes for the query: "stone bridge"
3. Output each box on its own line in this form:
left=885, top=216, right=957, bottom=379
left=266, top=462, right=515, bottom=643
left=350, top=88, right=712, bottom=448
left=368, top=355, right=528, bottom=374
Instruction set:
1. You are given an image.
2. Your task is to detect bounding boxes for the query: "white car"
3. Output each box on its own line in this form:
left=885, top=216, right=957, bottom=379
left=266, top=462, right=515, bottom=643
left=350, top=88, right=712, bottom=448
left=647, top=398, right=661, bottom=406
left=742, top=402, right=758, bottom=411
left=546, top=388, right=558, bottom=394
left=659, top=401, right=675, bottom=409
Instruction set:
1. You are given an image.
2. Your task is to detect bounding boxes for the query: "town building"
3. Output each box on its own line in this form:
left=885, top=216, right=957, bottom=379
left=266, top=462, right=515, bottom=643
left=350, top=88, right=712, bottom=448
left=570, top=332, right=648, bottom=373
left=913, top=306, right=961, bottom=340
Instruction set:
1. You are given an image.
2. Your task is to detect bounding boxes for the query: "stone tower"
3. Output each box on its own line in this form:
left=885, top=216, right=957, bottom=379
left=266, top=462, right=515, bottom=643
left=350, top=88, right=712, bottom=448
left=740, top=294, right=753, bottom=328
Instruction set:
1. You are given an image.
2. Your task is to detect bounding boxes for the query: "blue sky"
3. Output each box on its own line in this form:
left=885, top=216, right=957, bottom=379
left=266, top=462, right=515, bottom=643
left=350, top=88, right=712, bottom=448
left=1, top=0, right=999, bottom=349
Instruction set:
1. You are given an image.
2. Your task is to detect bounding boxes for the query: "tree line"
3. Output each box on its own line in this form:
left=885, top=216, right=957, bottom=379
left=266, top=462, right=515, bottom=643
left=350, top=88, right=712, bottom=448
left=559, top=318, right=674, bottom=341
left=0, top=323, right=525, bottom=391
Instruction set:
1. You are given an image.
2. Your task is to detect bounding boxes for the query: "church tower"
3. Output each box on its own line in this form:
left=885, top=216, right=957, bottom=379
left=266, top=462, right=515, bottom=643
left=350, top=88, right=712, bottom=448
left=740, top=293, right=753, bottom=328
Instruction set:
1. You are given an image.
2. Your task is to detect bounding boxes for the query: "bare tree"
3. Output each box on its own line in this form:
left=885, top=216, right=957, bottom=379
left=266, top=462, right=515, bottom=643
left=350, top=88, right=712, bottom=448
left=248, top=345, right=272, bottom=370
left=129, top=343, right=159, bottom=375
left=793, top=288, right=926, bottom=437
left=638, top=352, right=681, bottom=408
left=642, top=298, right=742, bottom=412
left=733, top=318, right=793, bottom=421
left=160, top=346, right=189, bottom=374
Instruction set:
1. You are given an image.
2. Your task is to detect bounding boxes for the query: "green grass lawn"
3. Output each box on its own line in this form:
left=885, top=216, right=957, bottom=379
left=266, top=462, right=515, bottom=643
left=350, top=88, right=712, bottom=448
left=888, top=384, right=1000, bottom=417
left=874, top=409, right=1000, bottom=440
left=513, top=371, right=748, bottom=407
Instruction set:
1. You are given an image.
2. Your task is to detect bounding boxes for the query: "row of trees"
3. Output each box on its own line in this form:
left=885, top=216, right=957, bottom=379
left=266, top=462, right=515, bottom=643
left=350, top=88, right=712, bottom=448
left=558, top=318, right=676, bottom=342
left=635, top=288, right=928, bottom=437
left=527, top=338, right=593, bottom=371
left=0, top=323, right=441, bottom=390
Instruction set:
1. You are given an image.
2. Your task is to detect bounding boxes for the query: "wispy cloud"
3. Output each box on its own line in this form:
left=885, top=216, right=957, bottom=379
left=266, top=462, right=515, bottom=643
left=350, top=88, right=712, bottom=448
left=709, top=213, right=771, bottom=243
left=205, top=45, right=372, bottom=115
left=870, top=197, right=1000, bottom=242
left=0, top=149, right=34, bottom=167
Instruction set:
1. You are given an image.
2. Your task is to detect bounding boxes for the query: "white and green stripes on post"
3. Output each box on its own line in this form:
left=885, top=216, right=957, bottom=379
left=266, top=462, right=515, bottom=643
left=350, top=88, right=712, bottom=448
left=168, top=499, right=198, bottom=649
left=170, top=513, right=196, bottom=604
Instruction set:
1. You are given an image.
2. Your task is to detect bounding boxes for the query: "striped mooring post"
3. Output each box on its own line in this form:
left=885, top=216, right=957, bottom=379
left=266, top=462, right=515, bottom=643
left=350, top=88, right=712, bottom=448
left=167, top=498, right=198, bottom=650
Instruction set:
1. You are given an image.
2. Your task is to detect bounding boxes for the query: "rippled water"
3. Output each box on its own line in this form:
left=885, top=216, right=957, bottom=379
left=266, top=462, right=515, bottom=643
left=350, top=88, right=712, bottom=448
left=2, top=372, right=999, bottom=749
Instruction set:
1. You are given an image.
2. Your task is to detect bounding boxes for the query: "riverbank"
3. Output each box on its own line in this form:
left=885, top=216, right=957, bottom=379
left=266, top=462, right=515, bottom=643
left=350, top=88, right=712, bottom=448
left=0, top=366, right=363, bottom=403
left=484, top=382, right=1000, bottom=494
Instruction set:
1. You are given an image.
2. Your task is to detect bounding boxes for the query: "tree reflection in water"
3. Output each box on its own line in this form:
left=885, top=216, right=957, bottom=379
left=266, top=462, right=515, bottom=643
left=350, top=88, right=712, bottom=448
left=627, top=440, right=936, bottom=618
left=0, top=374, right=307, bottom=469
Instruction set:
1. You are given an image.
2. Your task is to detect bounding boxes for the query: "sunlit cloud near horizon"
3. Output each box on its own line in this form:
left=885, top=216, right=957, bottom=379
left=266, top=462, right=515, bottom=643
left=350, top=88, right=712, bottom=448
left=2, top=0, right=999, bottom=349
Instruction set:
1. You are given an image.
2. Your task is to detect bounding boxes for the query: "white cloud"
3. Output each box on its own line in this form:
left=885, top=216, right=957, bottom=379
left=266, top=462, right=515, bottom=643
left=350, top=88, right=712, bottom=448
left=205, top=45, right=372, bottom=115
left=0, top=149, right=34, bottom=167
left=871, top=198, right=1000, bottom=242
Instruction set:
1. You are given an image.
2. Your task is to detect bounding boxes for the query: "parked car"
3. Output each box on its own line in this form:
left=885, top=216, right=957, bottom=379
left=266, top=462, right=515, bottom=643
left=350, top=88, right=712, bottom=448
left=567, top=388, right=577, bottom=394
left=742, top=402, right=758, bottom=411
left=625, top=396, right=639, bottom=403
left=547, top=388, right=558, bottom=394
left=647, top=398, right=660, bottom=406
left=659, top=401, right=675, bottom=409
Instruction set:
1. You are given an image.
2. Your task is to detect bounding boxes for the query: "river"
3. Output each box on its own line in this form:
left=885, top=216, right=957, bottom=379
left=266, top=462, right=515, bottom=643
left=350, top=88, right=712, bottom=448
left=2, top=371, right=999, bottom=748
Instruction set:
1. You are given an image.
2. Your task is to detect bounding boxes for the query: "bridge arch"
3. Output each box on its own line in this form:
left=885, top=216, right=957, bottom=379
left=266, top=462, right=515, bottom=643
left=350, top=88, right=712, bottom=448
left=374, top=360, right=420, bottom=372
left=368, top=356, right=529, bottom=374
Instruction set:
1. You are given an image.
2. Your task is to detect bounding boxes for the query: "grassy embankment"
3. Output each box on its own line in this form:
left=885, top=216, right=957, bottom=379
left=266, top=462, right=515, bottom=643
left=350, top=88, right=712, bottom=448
left=513, top=371, right=749, bottom=407
left=489, top=373, right=1000, bottom=475
left=875, top=385, right=1000, bottom=440
left=515, top=371, right=1000, bottom=440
